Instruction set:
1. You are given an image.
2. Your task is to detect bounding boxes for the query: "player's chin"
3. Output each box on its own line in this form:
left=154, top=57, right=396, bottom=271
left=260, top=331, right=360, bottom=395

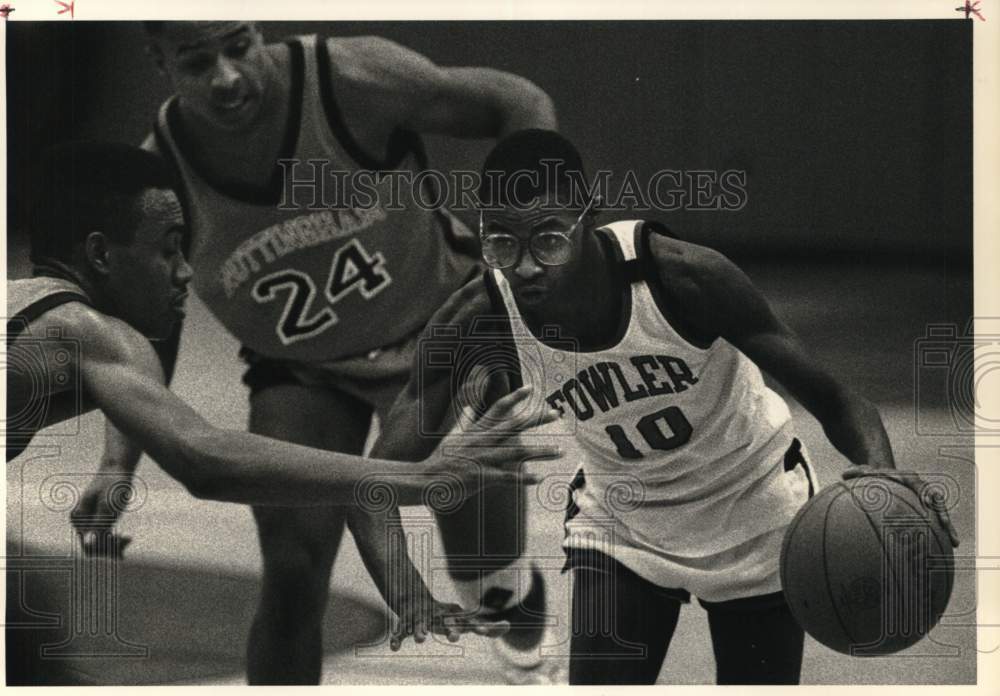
left=209, top=95, right=261, bottom=130
left=514, top=285, right=551, bottom=306
left=147, top=313, right=183, bottom=341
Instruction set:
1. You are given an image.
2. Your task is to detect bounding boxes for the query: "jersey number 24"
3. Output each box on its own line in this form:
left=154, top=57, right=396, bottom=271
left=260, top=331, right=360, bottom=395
left=251, top=239, right=391, bottom=345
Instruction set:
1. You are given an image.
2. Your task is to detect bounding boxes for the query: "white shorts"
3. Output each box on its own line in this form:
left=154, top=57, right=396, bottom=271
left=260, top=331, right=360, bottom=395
left=563, top=440, right=817, bottom=603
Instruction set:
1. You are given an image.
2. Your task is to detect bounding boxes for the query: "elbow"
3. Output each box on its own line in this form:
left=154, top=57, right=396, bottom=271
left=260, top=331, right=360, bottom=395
left=528, top=86, right=558, bottom=129
left=500, top=77, right=557, bottom=133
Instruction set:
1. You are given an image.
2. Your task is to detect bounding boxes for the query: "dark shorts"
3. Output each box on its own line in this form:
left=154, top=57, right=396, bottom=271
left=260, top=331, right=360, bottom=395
left=239, top=327, right=421, bottom=421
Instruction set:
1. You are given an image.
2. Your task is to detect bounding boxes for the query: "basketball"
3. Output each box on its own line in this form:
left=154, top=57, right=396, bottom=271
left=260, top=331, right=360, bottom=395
left=780, top=475, right=954, bottom=656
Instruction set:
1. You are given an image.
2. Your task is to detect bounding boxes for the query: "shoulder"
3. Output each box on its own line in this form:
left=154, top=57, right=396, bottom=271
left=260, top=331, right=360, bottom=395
left=42, top=303, right=161, bottom=374
left=645, top=231, right=769, bottom=339
left=322, top=35, right=440, bottom=93
left=647, top=233, right=744, bottom=300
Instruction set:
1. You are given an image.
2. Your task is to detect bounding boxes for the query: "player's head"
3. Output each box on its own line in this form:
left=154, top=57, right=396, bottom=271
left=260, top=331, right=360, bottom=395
left=477, top=129, right=597, bottom=307
left=144, top=21, right=270, bottom=132
left=31, top=141, right=192, bottom=340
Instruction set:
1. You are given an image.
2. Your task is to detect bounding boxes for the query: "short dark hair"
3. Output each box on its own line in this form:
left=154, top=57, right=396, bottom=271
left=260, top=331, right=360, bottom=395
left=142, top=21, right=165, bottom=36
left=30, top=141, right=178, bottom=265
left=477, top=129, right=590, bottom=209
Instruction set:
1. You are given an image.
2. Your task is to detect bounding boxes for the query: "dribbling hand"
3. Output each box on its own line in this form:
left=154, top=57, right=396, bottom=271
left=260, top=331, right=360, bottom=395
left=842, top=465, right=960, bottom=548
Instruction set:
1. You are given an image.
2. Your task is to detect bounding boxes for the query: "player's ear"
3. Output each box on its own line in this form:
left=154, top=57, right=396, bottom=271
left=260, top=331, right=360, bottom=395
left=84, top=231, right=113, bottom=277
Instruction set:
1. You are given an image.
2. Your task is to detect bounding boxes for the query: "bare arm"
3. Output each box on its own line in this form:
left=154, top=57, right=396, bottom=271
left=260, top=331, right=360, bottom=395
left=73, top=310, right=544, bottom=506
left=656, top=239, right=959, bottom=547
left=329, top=36, right=557, bottom=139
left=655, top=238, right=895, bottom=469
left=72, top=132, right=183, bottom=534
left=349, top=277, right=554, bottom=639
left=369, top=275, right=521, bottom=463
left=70, top=420, right=143, bottom=554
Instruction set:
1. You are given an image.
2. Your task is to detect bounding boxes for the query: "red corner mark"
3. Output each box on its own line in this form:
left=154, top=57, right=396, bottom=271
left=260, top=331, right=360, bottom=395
left=956, top=0, right=986, bottom=20
left=55, top=0, right=73, bottom=17
left=0, top=4, right=14, bottom=19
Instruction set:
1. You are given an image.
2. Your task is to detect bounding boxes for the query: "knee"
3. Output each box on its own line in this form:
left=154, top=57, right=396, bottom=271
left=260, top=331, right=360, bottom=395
left=258, top=545, right=332, bottom=620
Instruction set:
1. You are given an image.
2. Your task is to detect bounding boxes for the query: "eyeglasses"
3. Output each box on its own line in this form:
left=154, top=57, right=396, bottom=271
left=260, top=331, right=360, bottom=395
left=479, top=197, right=596, bottom=270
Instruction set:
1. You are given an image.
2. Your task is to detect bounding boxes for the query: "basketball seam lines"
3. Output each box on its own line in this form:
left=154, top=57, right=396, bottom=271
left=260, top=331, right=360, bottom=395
left=823, top=484, right=856, bottom=647
left=893, top=493, right=955, bottom=620
left=853, top=481, right=905, bottom=653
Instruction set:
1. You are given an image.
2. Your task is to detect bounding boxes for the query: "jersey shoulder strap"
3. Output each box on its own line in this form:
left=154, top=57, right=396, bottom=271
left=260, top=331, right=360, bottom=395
left=6, top=279, right=92, bottom=345
left=620, top=220, right=676, bottom=283
left=628, top=220, right=718, bottom=348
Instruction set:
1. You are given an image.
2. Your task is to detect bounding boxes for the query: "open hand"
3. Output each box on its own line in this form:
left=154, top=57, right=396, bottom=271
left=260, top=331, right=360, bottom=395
left=389, top=593, right=510, bottom=651
left=426, top=385, right=563, bottom=494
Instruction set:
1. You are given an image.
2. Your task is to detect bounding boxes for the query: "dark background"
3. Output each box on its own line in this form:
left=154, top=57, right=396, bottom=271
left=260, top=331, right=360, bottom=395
left=6, top=20, right=971, bottom=264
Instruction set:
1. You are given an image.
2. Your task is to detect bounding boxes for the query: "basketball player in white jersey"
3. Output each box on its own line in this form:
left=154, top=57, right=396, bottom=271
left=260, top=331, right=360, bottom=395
left=73, top=21, right=558, bottom=684
left=372, top=129, right=961, bottom=684
left=7, top=141, right=560, bottom=662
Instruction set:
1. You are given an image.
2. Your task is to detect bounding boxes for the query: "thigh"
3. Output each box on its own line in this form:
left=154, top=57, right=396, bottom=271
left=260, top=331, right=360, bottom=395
left=248, top=380, right=374, bottom=571
left=703, top=591, right=804, bottom=685
left=569, top=549, right=685, bottom=685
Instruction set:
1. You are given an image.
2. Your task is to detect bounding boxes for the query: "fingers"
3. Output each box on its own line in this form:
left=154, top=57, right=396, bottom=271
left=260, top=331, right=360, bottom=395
left=480, top=469, right=542, bottom=488
left=392, top=603, right=513, bottom=650
left=841, top=464, right=879, bottom=480
left=477, top=387, right=560, bottom=435
left=413, top=618, right=429, bottom=644
left=843, top=467, right=960, bottom=548
left=514, top=444, right=562, bottom=463
left=434, top=605, right=511, bottom=639
left=482, top=385, right=533, bottom=422
left=79, top=531, right=132, bottom=560
left=938, top=507, right=961, bottom=548
left=466, top=617, right=511, bottom=638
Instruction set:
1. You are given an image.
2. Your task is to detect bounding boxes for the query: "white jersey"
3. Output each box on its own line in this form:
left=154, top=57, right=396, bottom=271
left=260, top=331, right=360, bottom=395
left=491, top=220, right=812, bottom=563
left=5, top=276, right=93, bottom=461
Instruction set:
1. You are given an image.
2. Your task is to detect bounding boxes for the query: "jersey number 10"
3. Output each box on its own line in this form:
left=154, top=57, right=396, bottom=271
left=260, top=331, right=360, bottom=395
left=604, top=406, right=693, bottom=459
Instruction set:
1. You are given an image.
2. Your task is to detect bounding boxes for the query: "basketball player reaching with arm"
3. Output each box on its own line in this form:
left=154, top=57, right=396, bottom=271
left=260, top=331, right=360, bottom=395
left=90, top=21, right=560, bottom=684
left=7, top=142, right=561, bottom=649
left=373, top=130, right=960, bottom=684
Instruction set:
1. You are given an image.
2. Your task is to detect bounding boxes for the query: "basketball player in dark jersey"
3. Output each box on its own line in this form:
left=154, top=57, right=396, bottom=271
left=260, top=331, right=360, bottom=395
left=7, top=141, right=561, bottom=658
left=102, top=21, right=559, bottom=684
left=372, top=130, right=961, bottom=683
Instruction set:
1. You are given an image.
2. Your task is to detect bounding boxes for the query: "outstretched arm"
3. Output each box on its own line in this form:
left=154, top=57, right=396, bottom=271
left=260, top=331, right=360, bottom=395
left=348, top=277, right=555, bottom=645
left=70, top=307, right=547, bottom=507
left=349, top=388, right=555, bottom=649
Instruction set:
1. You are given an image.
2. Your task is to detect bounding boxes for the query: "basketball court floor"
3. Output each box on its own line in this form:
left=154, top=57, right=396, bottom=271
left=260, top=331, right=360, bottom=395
left=5, top=252, right=978, bottom=685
